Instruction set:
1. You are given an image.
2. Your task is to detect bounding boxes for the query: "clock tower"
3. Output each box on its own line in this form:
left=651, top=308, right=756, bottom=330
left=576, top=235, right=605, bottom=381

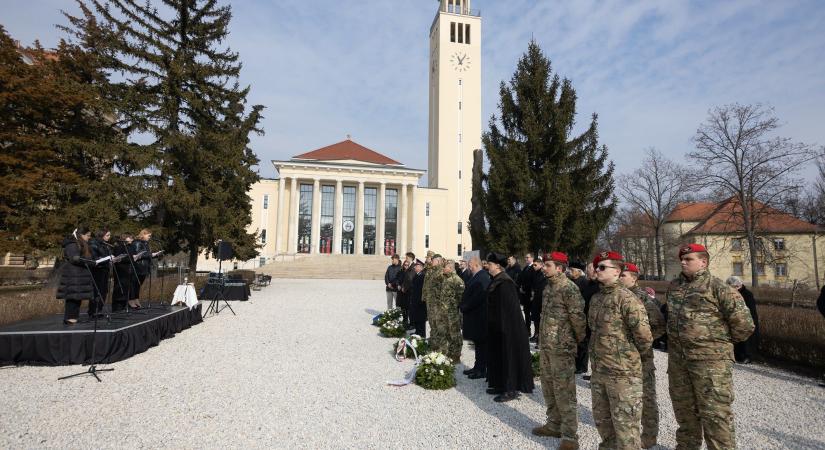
left=428, top=0, right=481, bottom=257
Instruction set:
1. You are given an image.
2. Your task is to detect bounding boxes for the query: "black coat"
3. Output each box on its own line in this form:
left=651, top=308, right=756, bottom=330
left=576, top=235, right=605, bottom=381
left=112, top=241, right=139, bottom=294
left=90, top=238, right=112, bottom=300
left=397, top=267, right=414, bottom=310
left=486, top=272, right=535, bottom=393
left=818, top=285, right=825, bottom=319
left=409, top=271, right=427, bottom=323
left=384, top=263, right=402, bottom=292
left=518, top=265, right=535, bottom=306
left=738, top=286, right=759, bottom=337
left=505, top=263, right=521, bottom=283
left=133, top=239, right=152, bottom=277
left=460, top=270, right=491, bottom=342
left=56, top=238, right=95, bottom=301
left=460, top=268, right=472, bottom=284
left=530, top=272, right=547, bottom=316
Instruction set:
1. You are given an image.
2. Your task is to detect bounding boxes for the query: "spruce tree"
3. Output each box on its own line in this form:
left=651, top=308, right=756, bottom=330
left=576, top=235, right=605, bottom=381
left=0, top=26, right=136, bottom=259
left=468, top=149, right=488, bottom=253
left=482, top=41, right=615, bottom=259
left=63, top=0, right=264, bottom=275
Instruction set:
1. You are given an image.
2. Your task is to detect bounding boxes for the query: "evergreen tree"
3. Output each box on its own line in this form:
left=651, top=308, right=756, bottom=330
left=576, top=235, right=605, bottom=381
left=482, top=41, right=615, bottom=259
left=64, top=0, right=264, bottom=275
left=468, top=149, right=488, bottom=253
left=0, top=26, right=136, bottom=259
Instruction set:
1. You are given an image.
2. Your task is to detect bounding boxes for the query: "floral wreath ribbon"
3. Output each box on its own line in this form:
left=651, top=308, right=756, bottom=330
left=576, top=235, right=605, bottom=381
left=387, top=337, right=421, bottom=386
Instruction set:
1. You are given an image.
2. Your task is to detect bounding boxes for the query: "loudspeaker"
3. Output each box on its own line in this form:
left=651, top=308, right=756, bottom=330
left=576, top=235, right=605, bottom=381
left=216, top=240, right=234, bottom=261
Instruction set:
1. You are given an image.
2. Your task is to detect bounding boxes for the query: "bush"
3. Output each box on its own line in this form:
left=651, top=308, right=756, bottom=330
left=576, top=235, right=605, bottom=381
left=757, top=304, right=825, bottom=370
left=415, top=352, right=456, bottom=390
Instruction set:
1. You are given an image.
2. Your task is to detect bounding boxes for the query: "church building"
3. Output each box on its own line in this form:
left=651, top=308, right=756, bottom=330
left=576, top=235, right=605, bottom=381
left=200, top=0, right=481, bottom=269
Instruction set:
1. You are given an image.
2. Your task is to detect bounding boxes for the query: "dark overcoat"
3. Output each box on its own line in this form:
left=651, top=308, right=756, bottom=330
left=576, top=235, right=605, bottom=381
left=133, top=239, right=152, bottom=277
left=56, top=238, right=95, bottom=301
left=90, top=238, right=112, bottom=300
left=408, top=271, right=427, bottom=323
left=530, top=272, right=547, bottom=317
left=486, top=272, right=534, bottom=394
left=459, top=269, right=491, bottom=342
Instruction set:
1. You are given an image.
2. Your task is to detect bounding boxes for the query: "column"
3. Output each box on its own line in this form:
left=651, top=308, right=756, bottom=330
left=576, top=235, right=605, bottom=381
left=377, top=182, right=386, bottom=256
left=333, top=179, right=343, bottom=254
left=410, top=184, right=418, bottom=252
left=355, top=181, right=364, bottom=255
left=310, top=178, right=321, bottom=254
left=288, top=177, right=298, bottom=253
left=398, top=184, right=407, bottom=255
left=275, top=176, right=286, bottom=254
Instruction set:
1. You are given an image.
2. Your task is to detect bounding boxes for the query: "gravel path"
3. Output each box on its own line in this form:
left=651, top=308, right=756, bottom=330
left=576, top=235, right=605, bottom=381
left=1, top=279, right=823, bottom=449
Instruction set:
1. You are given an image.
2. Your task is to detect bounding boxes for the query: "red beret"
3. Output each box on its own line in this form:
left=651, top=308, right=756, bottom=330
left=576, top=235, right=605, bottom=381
left=546, top=251, right=568, bottom=265
left=623, top=263, right=639, bottom=273
left=679, top=243, right=707, bottom=258
left=592, top=251, right=623, bottom=266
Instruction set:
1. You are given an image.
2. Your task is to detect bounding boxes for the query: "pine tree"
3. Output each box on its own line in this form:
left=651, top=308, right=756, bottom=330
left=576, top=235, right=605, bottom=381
left=482, top=41, right=615, bottom=259
left=468, top=149, right=488, bottom=253
left=63, top=0, right=264, bottom=275
left=0, top=26, right=136, bottom=259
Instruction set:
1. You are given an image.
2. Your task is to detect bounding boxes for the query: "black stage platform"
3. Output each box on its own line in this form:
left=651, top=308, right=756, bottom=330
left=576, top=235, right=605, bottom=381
left=0, top=304, right=203, bottom=366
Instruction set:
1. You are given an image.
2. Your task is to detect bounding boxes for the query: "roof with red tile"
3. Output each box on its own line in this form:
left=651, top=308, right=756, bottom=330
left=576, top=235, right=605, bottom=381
left=292, top=139, right=402, bottom=166
left=668, top=198, right=820, bottom=234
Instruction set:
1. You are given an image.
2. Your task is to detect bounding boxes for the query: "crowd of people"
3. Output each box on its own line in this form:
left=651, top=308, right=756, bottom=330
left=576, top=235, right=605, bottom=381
left=56, top=226, right=162, bottom=324
left=382, top=243, right=757, bottom=450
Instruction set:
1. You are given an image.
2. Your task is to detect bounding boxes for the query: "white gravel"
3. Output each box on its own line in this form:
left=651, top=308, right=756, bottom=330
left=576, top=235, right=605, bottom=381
left=1, top=279, right=824, bottom=449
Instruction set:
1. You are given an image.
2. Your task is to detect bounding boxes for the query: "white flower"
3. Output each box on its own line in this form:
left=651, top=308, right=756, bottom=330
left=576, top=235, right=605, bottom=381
left=435, top=355, right=446, bottom=365
left=439, top=370, right=444, bottom=375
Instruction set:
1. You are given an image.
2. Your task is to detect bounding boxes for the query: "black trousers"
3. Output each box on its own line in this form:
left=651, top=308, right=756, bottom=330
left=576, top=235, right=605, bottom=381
left=111, top=277, right=130, bottom=312
left=575, top=337, right=589, bottom=372
left=64, top=299, right=82, bottom=321
left=472, top=340, right=487, bottom=372
left=414, top=320, right=427, bottom=339
left=88, top=270, right=109, bottom=316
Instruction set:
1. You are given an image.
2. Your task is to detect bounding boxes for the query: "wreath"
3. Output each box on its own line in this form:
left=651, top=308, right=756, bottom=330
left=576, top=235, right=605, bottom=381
left=415, top=352, right=456, bottom=390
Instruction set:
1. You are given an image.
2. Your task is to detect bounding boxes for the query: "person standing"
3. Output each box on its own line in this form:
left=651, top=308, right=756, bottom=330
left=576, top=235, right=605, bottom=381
left=440, top=261, right=465, bottom=362
left=399, top=252, right=417, bottom=329
left=111, top=233, right=136, bottom=312
left=56, top=227, right=96, bottom=325
left=589, top=251, right=652, bottom=450
left=575, top=263, right=600, bottom=375
left=423, top=254, right=446, bottom=349
left=132, top=228, right=159, bottom=308
left=485, top=252, right=534, bottom=403
left=529, top=256, right=546, bottom=343
left=726, top=276, right=759, bottom=364
left=532, top=252, right=586, bottom=450
left=667, top=244, right=754, bottom=450
left=620, top=262, right=666, bottom=449
left=460, top=256, right=491, bottom=379
left=89, top=228, right=113, bottom=317
left=408, top=259, right=428, bottom=338
left=458, top=259, right=472, bottom=283
left=384, top=254, right=402, bottom=310
left=518, top=253, right=536, bottom=337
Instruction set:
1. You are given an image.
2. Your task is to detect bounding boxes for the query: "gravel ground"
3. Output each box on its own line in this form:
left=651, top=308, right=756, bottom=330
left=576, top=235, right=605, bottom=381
left=1, top=279, right=824, bottom=449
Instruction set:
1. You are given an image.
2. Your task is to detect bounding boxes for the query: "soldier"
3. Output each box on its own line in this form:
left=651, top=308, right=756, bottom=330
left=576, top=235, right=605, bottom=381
left=532, top=252, right=586, bottom=450
left=588, top=251, right=652, bottom=450
left=440, top=260, right=465, bottom=361
left=423, top=254, right=446, bottom=352
left=619, top=262, right=666, bottom=449
left=667, top=244, right=755, bottom=450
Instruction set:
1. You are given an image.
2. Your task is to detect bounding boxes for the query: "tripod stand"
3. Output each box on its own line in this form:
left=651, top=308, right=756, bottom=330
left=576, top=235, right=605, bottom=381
left=202, top=257, right=236, bottom=317
left=59, top=257, right=114, bottom=382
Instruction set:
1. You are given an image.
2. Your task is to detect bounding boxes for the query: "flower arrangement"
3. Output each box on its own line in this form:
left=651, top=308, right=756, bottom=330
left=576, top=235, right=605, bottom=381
left=394, top=334, right=429, bottom=359
left=531, top=351, right=541, bottom=378
left=415, top=351, right=456, bottom=390
left=380, top=319, right=406, bottom=338
left=375, top=308, right=403, bottom=326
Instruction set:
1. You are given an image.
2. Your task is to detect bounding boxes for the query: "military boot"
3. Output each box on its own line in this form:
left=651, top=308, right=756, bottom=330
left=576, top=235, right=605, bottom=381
left=558, top=439, right=579, bottom=450
left=531, top=423, right=560, bottom=438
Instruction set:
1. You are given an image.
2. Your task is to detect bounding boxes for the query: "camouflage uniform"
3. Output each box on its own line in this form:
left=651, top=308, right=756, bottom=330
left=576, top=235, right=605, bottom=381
left=439, top=272, right=465, bottom=361
left=588, top=282, right=653, bottom=450
left=666, top=269, right=755, bottom=450
left=630, top=285, right=666, bottom=446
left=537, top=272, right=586, bottom=444
left=422, top=262, right=446, bottom=352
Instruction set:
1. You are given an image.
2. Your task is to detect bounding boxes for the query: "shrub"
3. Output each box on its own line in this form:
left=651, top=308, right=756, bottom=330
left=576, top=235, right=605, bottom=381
left=757, top=304, right=825, bottom=370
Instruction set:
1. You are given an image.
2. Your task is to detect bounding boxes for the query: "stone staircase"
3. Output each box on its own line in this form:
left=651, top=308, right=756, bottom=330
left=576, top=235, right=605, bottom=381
left=257, top=254, right=393, bottom=280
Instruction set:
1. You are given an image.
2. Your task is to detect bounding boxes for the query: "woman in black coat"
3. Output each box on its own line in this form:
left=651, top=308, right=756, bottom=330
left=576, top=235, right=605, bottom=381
left=89, top=228, right=113, bottom=317
left=111, top=233, right=137, bottom=312
left=408, top=260, right=428, bottom=338
left=485, top=253, right=535, bottom=402
left=56, top=227, right=96, bottom=324
left=131, top=228, right=159, bottom=308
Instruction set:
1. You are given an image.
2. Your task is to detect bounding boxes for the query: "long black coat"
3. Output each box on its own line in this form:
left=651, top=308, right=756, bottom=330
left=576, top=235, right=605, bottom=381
left=459, top=269, right=491, bottom=342
left=739, top=285, right=759, bottom=340
left=90, top=238, right=112, bottom=301
left=487, top=272, right=534, bottom=393
left=408, top=271, right=427, bottom=323
left=56, top=238, right=95, bottom=301
left=530, top=272, right=547, bottom=316
left=133, top=239, right=152, bottom=277
left=112, top=241, right=139, bottom=298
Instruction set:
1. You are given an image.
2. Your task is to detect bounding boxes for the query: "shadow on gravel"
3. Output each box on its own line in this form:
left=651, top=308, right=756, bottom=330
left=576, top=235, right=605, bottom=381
left=364, top=308, right=382, bottom=316
left=454, top=375, right=562, bottom=446
left=756, top=427, right=825, bottom=449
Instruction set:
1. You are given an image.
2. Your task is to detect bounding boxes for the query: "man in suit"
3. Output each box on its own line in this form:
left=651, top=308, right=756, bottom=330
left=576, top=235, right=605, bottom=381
left=459, top=256, right=492, bottom=379
left=459, top=259, right=472, bottom=283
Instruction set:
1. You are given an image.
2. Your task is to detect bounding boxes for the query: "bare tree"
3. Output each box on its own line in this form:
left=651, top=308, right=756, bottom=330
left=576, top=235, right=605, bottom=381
left=689, top=103, right=818, bottom=286
left=617, top=148, right=692, bottom=278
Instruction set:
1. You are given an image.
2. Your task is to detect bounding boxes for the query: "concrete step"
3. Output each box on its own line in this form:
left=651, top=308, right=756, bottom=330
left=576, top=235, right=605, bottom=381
left=259, top=254, right=393, bottom=280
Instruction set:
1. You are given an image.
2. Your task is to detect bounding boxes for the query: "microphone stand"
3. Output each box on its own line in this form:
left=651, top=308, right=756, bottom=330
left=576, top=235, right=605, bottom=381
left=105, top=243, right=130, bottom=322
left=58, top=255, right=114, bottom=383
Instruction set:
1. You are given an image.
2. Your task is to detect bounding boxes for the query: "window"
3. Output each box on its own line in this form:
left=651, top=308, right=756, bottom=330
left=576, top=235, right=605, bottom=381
left=320, top=185, right=335, bottom=254
left=384, top=189, right=398, bottom=255
left=458, top=101, right=462, bottom=110
left=773, top=238, right=785, bottom=251
left=731, top=239, right=743, bottom=251
left=775, top=263, right=788, bottom=277
left=426, top=202, right=430, bottom=216
left=259, top=257, right=266, bottom=267
left=425, top=234, right=430, bottom=248
left=457, top=244, right=462, bottom=256
left=457, top=221, right=462, bottom=234
left=263, top=194, right=269, bottom=209
left=341, top=186, right=356, bottom=254
left=732, top=262, right=744, bottom=276
left=363, top=187, right=377, bottom=255
left=756, top=263, right=765, bottom=276
left=450, top=22, right=456, bottom=42
left=458, top=21, right=464, bottom=43
left=465, top=24, right=471, bottom=44
left=260, top=229, right=267, bottom=244
left=297, top=184, right=312, bottom=253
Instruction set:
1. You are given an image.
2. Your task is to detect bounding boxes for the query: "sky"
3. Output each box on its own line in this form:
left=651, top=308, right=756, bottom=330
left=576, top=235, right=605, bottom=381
left=4, top=0, right=825, bottom=184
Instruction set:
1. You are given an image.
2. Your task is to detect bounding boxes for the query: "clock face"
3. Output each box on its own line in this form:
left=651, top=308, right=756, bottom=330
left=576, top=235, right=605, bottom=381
left=450, top=51, right=471, bottom=72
